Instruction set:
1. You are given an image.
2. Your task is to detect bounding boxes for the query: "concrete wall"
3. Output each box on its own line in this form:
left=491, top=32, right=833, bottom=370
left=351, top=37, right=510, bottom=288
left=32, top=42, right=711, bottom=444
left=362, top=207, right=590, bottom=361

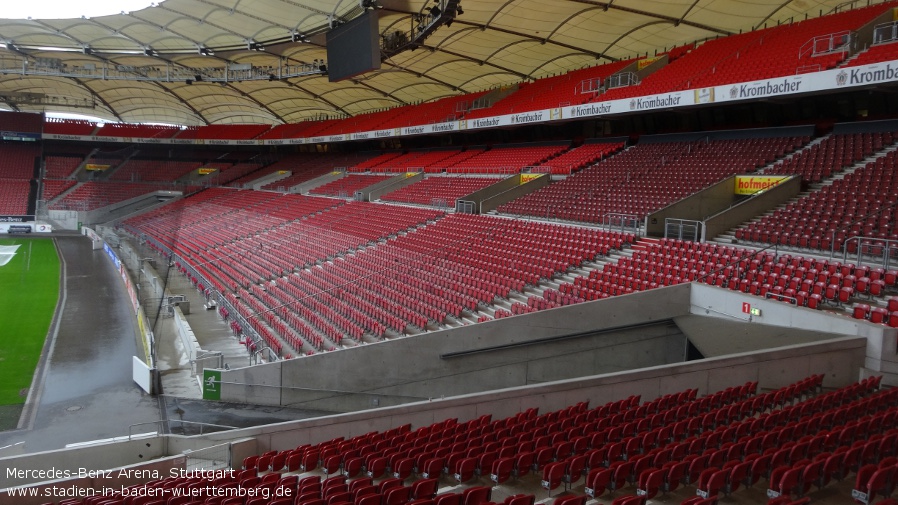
left=294, top=171, right=344, bottom=194
left=645, top=176, right=739, bottom=238
left=0, top=334, right=864, bottom=503
left=83, top=191, right=180, bottom=226
left=477, top=174, right=550, bottom=213
left=173, top=308, right=201, bottom=363
left=634, top=56, right=664, bottom=81
left=0, top=438, right=169, bottom=490
left=0, top=442, right=23, bottom=459
left=0, top=456, right=186, bottom=505
left=639, top=125, right=814, bottom=144
left=704, top=175, right=800, bottom=240
left=368, top=172, right=424, bottom=201
left=219, top=284, right=695, bottom=410
left=251, top=170, right=292, bottom=190
left=690, top=282, right=898, bottom=382
left=855, top=10, right=896, bottom=52
left=48, top=210, right=80, bottom=231
left=206, top=336, right=864, bottom=457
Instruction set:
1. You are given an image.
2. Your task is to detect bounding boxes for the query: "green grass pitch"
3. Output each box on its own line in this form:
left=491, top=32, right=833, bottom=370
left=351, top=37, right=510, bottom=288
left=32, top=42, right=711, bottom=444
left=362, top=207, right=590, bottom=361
left=0, top=238, right=59, bottom=406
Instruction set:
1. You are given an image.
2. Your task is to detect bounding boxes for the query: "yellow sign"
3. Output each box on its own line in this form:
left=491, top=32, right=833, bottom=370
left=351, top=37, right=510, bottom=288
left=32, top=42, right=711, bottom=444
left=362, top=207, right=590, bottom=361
left=735, top=175, right=789, bottom=195
left=85, top=163, right=110, bottom=171
left=694, top=88, right=715, bottom=104
left=198, top=168, right=218, bottom=175
left=637, top=57, right=661, bottom=70
left=521, top=174, right=541, bottom=184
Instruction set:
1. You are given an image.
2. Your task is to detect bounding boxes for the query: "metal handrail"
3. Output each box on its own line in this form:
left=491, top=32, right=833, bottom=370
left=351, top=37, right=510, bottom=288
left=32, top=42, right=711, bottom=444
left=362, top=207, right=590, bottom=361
left=765, top=292, right=799, bottom=305
left=128, top=419, right=238, bottom=440
left=842, top=236, right=898, bottom=271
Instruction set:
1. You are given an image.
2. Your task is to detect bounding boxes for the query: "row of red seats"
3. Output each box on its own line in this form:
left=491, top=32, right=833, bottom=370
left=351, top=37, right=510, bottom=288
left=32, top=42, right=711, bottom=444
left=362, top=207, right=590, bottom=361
left=311, top=175, right=394, bottom=197
left=498, top=136, right=806, bottom=223
left=41, top=179, right=77, bottom=201
left=50, top=181, right=196, bottom=212
left=109, top=159, right=202, bottom=182
left=738, top=141, right=898, bottom=251
left=50, top=375, right=840, bottom=505
left=95, top=123, right=181, bottom=138
left=380, top=177, right=498, bottom=207
left=0, top=178, right=30, bottom=214
left=44, top=155, right=83, bottom=178
left=221, top=213, right=630, bottom=356
left=466, top=60, right=633, bottom=119
left=587, top=377, right=882, bottom=505
left=766, top=131, right=894, bottom=183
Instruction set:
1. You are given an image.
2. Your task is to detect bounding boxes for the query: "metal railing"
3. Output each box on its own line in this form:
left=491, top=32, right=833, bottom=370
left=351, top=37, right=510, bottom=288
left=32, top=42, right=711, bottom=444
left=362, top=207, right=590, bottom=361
left=665, top=218, right=703, bottom=242
left=605, top=72, right=640, bottom=90
left=603, top=213, right=641, bottom=237
left=183, top=442, right=232, bottom=472
left=799, top=30, right=853, bottom=59
left=128, top=419, right=238, bottom=439
left=873, top=20, right=898, bottom=45
left=842, top=236, right=898, bottom=271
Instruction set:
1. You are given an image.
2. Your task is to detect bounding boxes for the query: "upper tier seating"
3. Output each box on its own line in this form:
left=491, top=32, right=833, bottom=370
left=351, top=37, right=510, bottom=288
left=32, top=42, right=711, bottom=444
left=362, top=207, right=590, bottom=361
left=498, top=136, right=802, bottom=222
left=847, top=40, right=898, bottom=67
left=257, top=119, right=341, bottom=139
left=466, top=60, right=633, bottom=118
left=94, top=123, right=180, bottom=138
left=597, top=3, right=896, bottom=102
left=313, top=108, right=408, bottom=136
left=176, top=124, right=272, bottom=140
left=0, top=111, right=41, bottom=133
left=379, top=91, right=492, bottom=128
left=42, top=118, right=96, bottom=136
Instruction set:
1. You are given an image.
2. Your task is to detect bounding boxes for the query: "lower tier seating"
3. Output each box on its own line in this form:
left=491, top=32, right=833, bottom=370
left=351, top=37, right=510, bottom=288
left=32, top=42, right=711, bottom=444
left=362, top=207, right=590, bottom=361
left=42, top=374, right=896, bottom=505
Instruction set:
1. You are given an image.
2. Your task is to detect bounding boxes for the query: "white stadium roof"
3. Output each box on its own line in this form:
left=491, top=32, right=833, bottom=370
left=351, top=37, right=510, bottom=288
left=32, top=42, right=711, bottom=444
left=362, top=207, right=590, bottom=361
left=0, top=0, right=882, bottom=125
